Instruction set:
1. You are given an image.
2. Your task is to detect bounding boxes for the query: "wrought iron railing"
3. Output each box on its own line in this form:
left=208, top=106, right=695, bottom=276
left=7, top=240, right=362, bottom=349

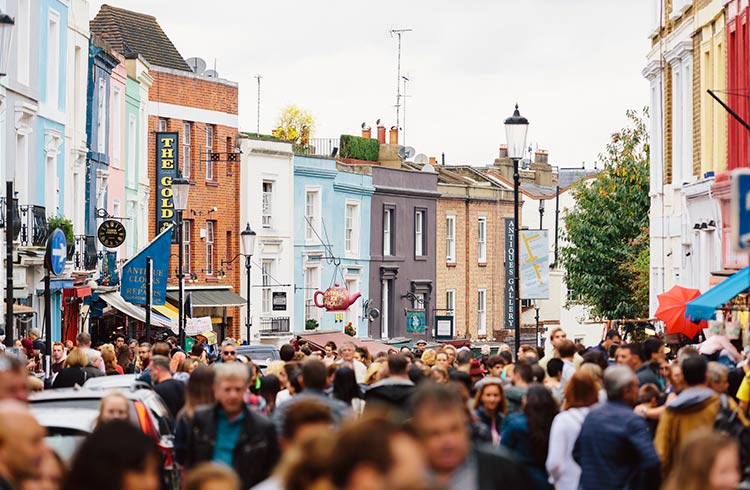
left=258, top=316, right=291, bottom=335
left=74, top=235, right=99, bottom=270
left=18, top=205, right=47, bottom=246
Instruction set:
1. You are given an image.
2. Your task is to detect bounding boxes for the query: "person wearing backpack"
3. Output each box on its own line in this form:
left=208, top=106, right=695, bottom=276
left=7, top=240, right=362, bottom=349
left=654, top=355, right=749, bottom=478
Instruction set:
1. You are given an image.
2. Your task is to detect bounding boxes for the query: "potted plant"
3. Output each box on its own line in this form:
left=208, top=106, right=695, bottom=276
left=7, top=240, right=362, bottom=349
left=47, top=216, right=75, bottom=260
left=344, top=322, right=356, bottom=337
left=305, top=318, right=319, bottom=331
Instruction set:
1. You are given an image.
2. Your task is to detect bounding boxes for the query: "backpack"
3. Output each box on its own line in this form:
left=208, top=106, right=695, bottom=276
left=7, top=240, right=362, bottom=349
left=715, top=394, right=750, bottom=481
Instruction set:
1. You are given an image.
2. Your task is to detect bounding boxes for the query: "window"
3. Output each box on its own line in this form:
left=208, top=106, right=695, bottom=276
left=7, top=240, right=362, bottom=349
left=345, top=201, right=360, bottom=256
left=183, top=220, right=192, bottom=274
left=182, top=122, right=191, bottom=178
left=128, top=114, right=136, bottom=186
left=478, top=217, right=487, bottom=263
left=97, top=78, right=106, bottom=153
left=112, top=87, right=121, bottom=167
left=415, top=210, right=425, bottom=256
left=478, top=289, right=487, bottom=336
left=17, top=0, right=29, bottom=85
left=46, top=10, right=60, bottom=108
left=158, top=119, right=168, bottom=132
left=112, top=200, right=120, bottom=221
left=446, top=215, right=456, bottom=263
left=206, top=221, right=215, bottom=275
left=305, top=190, right=319, bottom=241
left=261, top=259, right=273, bottom=313
left=381, top=280, right=390, bottom=338
left=205, top=125, right=214, bottom=180
left=226, top=136, right=233, bottom=176
left=383, top=208, right=394, bottom=256
left=304, top=265, right=321, bottom=322
left=262, top=181, right=273, bottom=228
left=446, top=289, right=455, bottom=317
left=413, top=292, right=425, bottom=310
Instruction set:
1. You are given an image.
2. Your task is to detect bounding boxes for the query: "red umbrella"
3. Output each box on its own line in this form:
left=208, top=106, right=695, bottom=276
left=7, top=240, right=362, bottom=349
left=656, top=285, right=706, bottom=339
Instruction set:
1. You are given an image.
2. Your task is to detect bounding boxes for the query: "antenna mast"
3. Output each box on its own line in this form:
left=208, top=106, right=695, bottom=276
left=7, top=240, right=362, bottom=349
left=390, top=28, right=412, bottom=133
left=402, top=75, right=411, bottom=146
left=254, top=74, right=262, bottom=135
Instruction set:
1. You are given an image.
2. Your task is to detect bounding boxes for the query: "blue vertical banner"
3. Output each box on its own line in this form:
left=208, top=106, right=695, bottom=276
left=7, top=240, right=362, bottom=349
left=121, top=226, right=173, bottom=305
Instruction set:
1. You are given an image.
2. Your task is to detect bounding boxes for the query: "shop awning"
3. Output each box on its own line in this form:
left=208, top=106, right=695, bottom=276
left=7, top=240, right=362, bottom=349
left=686, top=266, right=750, bottom=322
left=12, top=304, right=34, bottom=315
left=98, top=292, right=175, bottom=331
left=299, top=331, right=393, bottom=356
left=153, top=303, right=180, bottom=321
left=167, top=289, right=246, bottom=308
left=63, top=286, right=92, bottom=299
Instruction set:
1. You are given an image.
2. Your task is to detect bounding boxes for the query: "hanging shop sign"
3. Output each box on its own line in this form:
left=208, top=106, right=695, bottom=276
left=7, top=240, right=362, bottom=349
left=732, top=168, right=750, bottom=251
left=406, top=309, right=426, bottom=334
left=313, top=284, right=361, bottom=311
left=272, top=291, right=287, bottom=311
left=97, top=220, right=126, bottom=248
left=121, top=226, right=174, bottom=305
left=155, top=132, right=179, bottom=244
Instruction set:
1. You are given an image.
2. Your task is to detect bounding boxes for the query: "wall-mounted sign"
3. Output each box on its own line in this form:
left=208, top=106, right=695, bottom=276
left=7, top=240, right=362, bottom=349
left=97, top=220, right=126, bottom=248
left=155, top=132, right=179, bottom=243
left=405, top=309, right=426, bottom=334
left=272, top=292, right=287, bottom=311
left=435, top=315, right=454, bottom=340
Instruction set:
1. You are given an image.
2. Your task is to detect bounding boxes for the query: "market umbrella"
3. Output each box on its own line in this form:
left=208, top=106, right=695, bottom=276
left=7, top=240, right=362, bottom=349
left=656, top=285, right=706, bottom=339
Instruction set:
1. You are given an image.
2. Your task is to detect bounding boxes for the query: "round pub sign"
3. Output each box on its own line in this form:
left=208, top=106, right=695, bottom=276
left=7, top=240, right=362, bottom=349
left=97, top=220, right=126, bottom=248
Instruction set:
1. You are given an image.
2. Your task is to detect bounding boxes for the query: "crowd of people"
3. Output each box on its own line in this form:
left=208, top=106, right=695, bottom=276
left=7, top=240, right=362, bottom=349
left=0, top=326, right=748, bottom=490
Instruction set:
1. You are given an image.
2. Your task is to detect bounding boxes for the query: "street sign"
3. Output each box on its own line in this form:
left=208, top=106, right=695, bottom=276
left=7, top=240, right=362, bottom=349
left=272, top=291, right=287, bottom=311
left=45, top=228, right=67, bottom=275
left=732, top=169, right=750, bottom=251
left=97, top=219, right=126, bottom=248
left=435, top=315, right=454, bottom=340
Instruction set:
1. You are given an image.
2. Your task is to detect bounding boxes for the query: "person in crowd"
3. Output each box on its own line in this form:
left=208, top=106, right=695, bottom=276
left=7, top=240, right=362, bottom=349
left=519, top=344, right=540, bottom=362
left=279, top=344, right=295, bottom=363
left=0, top=355, right=28, bottom=402
left=19, top=339, right=34, bottom=359
left=102, top=350, right=122, bottom=375
left=52, top=348, right=88, bottom=388
left=365, top=353, right=415, bottom=416
left=27, top=328, right=45, bottom=355
left=655, top=354, right=748, bottom=476
left=185, top=463, right=240, bottom=490
left=219, top=340, right=238, bottom=363
left=708, top=361, right=731, bottom=395
left=635, top=383, right=662, bottom=436
left=443, top=344, right=457, bottom=369
left=63, top=340, right=73, bottom=354
left=420, top=348, right=436, bottom=368
left=274, top=359, right=350, bottom=434
left=638, top=338, right=665, bottom=389
left=64, top=421, right=161, bottom=490
left=615, top=343, right=646, bottom=380
left=472, top=377, right=507, bottom=447
left=117, top=342, right=134, bottom=374
left=113, top=333, right=126, bottom=357
left=332, top=366, right=365, bottom=416
left=411, top=383, right=529, bottom=488
left=0, top=401, right=46, bottom=489
left=258, top=375, right=281, bottom=415
left=188, top=343, right=207, bottom=364
left=137, top=342, right=171, bottom=384
left=501, top=384, right=558, bottom=489
left=546, top=371, right=599, bottom=490
left=470, top=359, right=486, bottom=385
left=150, top=355, right=185, bottom=420
left=557, top=339, right=577, bottom=386
left=435, top=351, right=450, bottom=372
left=662, top=428, right=741, bottom=490
left=364, top=361, right=384, bottom=386
left=486, top=354, right=505, bottom=379
left=591, top=329, right=622, bottom=355
left=75, top=332, right=91, bottom=349
left=431, top=366, right=449, bottom=384
left=336, top=341, right=366, bottom=384
left=135, top=342, right=150, bottom=373
left=506, top=358, right=533, bottom=414
left=581, top=350, right=609, bottom=371
left=540, top=328, right=583, bottom=373
left=170, top=351, right=187, bottom=373
left=83, top=348, right=105, bottom=378
left=455, top=348, right=472, bottom=374
left=50, top=342, right=65, bottom=377
left=323, top=341, right=337, bottom=365
left=699, top=330, right=744, bottom=365
left=174, top=365, right=215, bottom=463
left=180, top=362, right=280, bottom=489
left=20, top=445, right=65, bottom=490
left=545, top=358, right=565, bottom=402
left=574, top=365, right=661, bottom=490
left=354, top=346, right=371, bottom=366
left=94, top=391, right=131, bottom=429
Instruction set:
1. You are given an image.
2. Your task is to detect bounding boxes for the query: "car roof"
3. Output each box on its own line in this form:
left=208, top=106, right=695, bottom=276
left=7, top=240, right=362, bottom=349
left=30, top=387, right=154, bottom=402
left=83, top=374, right=140, bottom=389
left=31, top=407, right=99, bottom=433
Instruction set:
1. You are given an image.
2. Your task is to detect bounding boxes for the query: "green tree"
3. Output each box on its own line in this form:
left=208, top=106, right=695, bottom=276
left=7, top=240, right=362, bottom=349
left=274, top=104, right=315, bottom=145
left=558, top=108, right=650, bottom=320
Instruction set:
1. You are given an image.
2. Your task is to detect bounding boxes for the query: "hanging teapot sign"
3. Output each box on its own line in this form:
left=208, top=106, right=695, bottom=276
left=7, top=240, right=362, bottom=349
left=314, top=284, right=361, bottom=311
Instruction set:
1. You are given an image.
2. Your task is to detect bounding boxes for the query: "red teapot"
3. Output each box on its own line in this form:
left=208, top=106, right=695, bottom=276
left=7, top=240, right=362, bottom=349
left=313, top=284, right=361, bottom=311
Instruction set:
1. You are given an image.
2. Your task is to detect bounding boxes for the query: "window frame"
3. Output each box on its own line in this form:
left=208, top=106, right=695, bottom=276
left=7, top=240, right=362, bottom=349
left=183, top=220, right=192, bottom=274
left=262, top=181, right=273, bottom=228
left=182, top=122, right=191, bottom=178
left=446, top=288, right=456, bottom=317
left=478, top=216, right=487, bottom=264
left=205, top=221, right=215, bottom=275
left=446, top=215, right=456, bottom=263
left=477, top=288, right=487, bottom=336
left=344, top=200, right=360, bottom=258
left=261, top=259, right=273, bottom=314
left=383, top=206, right=395, bottom=256
left=414, top=209, right=426, bottom=257
left=205, top=125, right=215, bottom=181
left=305, top=188, right=321, bottom=243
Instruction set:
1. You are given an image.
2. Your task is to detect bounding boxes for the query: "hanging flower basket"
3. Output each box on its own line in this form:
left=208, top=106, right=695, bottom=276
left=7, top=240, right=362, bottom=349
left=344, top=322, right=356, bottom=337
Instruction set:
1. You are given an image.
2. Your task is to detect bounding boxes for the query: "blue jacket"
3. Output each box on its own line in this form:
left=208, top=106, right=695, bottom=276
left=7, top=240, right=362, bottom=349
left=573, top=401, right=661, bottom=490
left=501, top=413, right=553, bottom=490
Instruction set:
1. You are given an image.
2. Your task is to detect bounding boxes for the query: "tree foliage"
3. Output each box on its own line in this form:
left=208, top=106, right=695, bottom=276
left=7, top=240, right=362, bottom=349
left=558, top=109, right=650, bottom=320
left=274, top=104, right=315, bottom=144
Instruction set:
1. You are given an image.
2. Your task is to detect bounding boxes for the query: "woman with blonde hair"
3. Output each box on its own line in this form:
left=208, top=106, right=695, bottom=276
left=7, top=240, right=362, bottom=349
left=52, top=347, right=89, bottom=388
left=420, top=348, right=436, bottom=367
left=546, top=371, right=599, bottom=490
left=95, top=391, right=131, bottom=429
left=662, top=428, right=741, bottom=490
left=472, top=377, right=507, bottom=446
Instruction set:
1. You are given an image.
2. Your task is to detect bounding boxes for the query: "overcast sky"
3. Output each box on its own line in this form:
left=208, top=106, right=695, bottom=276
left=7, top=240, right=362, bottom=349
left=90, top=0, right=650, bottom=168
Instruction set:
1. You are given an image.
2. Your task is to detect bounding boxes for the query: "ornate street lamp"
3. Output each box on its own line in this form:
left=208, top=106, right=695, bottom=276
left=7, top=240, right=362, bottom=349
left=2, top=10, right=14, bottom=346
left=241, top=223, right=257, bottom=343
left=504, top=104, right=529, bottom=359
left=172, top=174, right=190, bottom=349
left=0, top=11, right=14, bottom=77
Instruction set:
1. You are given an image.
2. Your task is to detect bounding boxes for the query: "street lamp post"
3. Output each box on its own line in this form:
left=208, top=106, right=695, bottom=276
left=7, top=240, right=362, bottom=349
left=504, top=104, right=529, bottom=359
left=538, top=199, right=545, bottom=230
left=240, top=223, right=256, bottom=343
left=1, top=11, right=15, bottom=347
left=172, top=174, right=190, bottom=349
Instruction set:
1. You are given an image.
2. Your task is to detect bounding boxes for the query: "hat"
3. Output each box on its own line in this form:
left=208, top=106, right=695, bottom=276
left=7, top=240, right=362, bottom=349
left=469, top=359, right=484, bottom=377
left=415, top=339, right=427, bottom=346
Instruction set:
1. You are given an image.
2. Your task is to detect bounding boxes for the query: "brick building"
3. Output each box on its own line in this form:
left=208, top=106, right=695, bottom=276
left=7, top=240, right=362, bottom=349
left=91, top=5, right=243, bottom=340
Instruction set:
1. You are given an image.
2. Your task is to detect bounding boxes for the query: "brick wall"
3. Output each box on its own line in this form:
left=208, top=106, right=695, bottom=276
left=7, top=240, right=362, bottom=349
left=148, top=71, right=241, bottom=338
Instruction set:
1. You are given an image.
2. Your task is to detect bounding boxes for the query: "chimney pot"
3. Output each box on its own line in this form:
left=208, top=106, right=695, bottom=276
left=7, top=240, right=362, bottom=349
left=429, top=156, right=437, bottom=165
left=389, top=127, right=398, bottom=145
left=377, top=125, right=386, bottom=144
left=534, top=150, right=548, bottom=165
left=498, top=145, right=508, bottom=158
left=362, top=128, right=372, bottom=139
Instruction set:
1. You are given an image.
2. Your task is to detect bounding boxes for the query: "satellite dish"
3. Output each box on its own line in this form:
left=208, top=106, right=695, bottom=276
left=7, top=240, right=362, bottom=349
left=421, top=163, right=436, bottom=173
left=203, top=69, right=219, bottom=78
left=414, top=153, right=429, bottom=164
left=398, top=146, right=416, bottom=159
left=361, top=122, right=371, bottom=130
left=376, top=118, right=382, bottom=126
left=185, top=57, right=206, bottom=74
left=368, top=307, right=380, bottom=321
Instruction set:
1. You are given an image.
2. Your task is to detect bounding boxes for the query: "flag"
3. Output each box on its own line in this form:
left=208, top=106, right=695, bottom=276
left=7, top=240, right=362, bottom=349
left=121, top=226, right=173, bottom=305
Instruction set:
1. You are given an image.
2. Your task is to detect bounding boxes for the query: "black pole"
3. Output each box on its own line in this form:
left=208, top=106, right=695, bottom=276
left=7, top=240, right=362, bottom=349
left=553, top=185, right=560, bottom=268
left=145, top=257, right=152, bottom=343
left=534, top=305, right=540, bottom=347
left=513, top=157, right=521, bottom=359
left=539, top=203, right=544, bottom=230
left=707, top=89, right=750, bottom=134
left=177, top=213, right=185, bottom=349
left=250, top=255, right=253, bottom=345
left=5, top=181, right=12, bottom=346
left=44, top=270, right=51, bottom=377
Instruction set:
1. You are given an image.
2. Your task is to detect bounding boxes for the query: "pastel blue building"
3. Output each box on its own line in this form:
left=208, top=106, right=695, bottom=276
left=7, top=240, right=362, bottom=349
left=293, top=156, right=373, bottom=336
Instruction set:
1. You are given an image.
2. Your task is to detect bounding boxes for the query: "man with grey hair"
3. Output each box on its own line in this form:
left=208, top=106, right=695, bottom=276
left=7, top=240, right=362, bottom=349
left=219, top=339, right=238, bottom=363
left=179, top=362, right=279, bottom=489
left=337, top=340, right=366, bottom=383
left=707, top=361, right=730, bottom=395
left=574, top=365, right=661, bottom=490
left=27, top=327, right=45, bottom=354
left=83, top=349, right=104, bottom=379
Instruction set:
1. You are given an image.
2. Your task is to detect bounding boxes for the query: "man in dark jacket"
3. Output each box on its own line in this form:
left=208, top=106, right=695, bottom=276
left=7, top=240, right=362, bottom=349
left=365, top=353, right=414, bottom=415
left=637, top=338, right=665, bottom=390
left=180, top=362, right=279, bottom=489
left=574, top=365, right=661, bottom=490
left=411, top=383, right=529, bottom=490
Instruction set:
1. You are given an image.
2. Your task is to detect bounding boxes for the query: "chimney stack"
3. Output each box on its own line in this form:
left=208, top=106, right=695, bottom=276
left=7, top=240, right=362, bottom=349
left=498, top=145, right=508, bottom=158
left=534, top=150, right=548, bottom=165
left=429, top=156, right=437, bottom=165
left=377, top=125, right=386, bottom=144
left=362, top=127, right=372, bottom=139
left=389, top=126, right=398, bottom=145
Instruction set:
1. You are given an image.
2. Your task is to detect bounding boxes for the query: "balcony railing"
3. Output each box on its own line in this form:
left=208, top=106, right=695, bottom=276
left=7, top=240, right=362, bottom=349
left=258, top=316, right=291, bottom=336
left=293, top=138, right=340, bottom=158
left=18, top=205, right=47, bottom=247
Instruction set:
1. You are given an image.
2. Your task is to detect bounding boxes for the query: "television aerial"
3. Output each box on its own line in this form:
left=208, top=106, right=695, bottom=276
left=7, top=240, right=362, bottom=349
left=398, top=146, right=416, bottom=159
